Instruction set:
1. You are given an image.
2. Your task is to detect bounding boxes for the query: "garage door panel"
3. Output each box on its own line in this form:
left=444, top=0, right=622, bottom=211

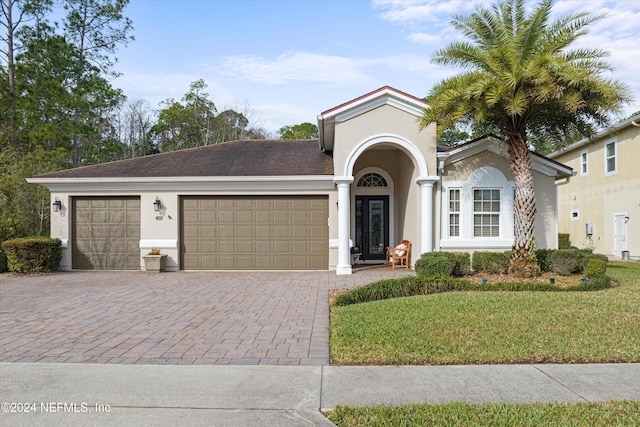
left=273, top=226, right=290, bottom=238
left=220, top=226, right=236, bottom=238
left=292, top=241, right=308, bottom=252
left=256, top=226, right=271, bottom=238
left=219, top=256, right=235, bottom=269
left=237, top=240, right=254, bottom=253
left=292, top=226, right=308, bottom=238
left=73, top=197, right=140, bottom=270
left=181, top=196, right=327, bottom=270
left=274, top=211, right=289, bottom=222
left=255, top=240, right=272, bottom=252
left=237, top=226, right=254, bottom=238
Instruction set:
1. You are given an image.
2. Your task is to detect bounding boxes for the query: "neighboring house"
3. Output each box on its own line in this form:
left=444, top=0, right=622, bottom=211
left=29, top=86, right=572, bottom=274
left=548, top=114, right=640, bottom=258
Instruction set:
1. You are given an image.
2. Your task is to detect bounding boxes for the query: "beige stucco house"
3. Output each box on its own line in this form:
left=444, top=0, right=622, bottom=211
left=29, top=86, right=572, bottom=274
left=549, top=114, right=640, bottom=258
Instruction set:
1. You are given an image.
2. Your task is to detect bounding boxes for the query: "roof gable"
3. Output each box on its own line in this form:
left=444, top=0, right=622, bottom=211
left=318, top=86, right=428, bottom=152
left=440, top=135, right=573, bottom=178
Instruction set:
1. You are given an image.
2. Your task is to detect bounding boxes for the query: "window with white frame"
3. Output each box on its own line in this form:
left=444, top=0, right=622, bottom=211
left=473, top=189, right=500, bottom=237
left=605, top=140, right=616, bottom=175
left=580, top=149, right=588, bottom=175
left=449, top=188, right=460, bottom=237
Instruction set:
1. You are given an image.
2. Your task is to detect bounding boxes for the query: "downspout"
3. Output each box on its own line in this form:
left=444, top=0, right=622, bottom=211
left=631, top=120, right=640, bottom=127
left=554, top=172, right=575, bottom=249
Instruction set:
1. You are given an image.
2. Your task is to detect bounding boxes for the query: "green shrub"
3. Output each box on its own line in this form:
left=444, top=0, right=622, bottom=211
left=550, top=249, right=582, bottom=275
left=558, top=233, right=572, bottom=249
left=566, top=275, right=612, bottom=291
left=415, top=252, right=456, bottom=277
left=332, top=274, right=614, bottom=306
left=585, top=258, right=607, bottom=279
left=452, top=252, right=471, bottom=277
left=1, top=237, right=62, bottom=273
left=472, top=251, right=511, bottom=274
left=534, top=249, right=553, bottom=272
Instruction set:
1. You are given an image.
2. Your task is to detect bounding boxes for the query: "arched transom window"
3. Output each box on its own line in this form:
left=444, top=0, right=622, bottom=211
left=357, top=172, right=388, bottom=187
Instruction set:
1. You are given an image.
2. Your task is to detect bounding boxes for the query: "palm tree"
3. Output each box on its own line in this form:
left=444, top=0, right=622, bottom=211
left=421, top=0, right=631, bottom=271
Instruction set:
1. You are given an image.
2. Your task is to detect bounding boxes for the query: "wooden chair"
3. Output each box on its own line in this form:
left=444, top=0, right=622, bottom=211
left=386, top=240, right=411, bottom=270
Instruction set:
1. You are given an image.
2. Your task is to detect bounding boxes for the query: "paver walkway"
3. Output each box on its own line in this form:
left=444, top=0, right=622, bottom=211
left=0, top=267, right=412, bottom=366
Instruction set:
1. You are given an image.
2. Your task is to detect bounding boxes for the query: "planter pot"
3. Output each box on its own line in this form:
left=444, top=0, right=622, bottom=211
left=143, top=254, right=167, bottom=273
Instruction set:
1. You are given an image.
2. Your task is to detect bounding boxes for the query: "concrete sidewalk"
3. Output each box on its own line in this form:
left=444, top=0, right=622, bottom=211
left=2, top=363, right=639, bottom=426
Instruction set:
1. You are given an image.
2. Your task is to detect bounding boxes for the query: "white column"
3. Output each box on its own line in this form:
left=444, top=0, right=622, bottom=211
left=417, top=177, right=439, bottom=254
left=334, top=177, right=353, bottom=275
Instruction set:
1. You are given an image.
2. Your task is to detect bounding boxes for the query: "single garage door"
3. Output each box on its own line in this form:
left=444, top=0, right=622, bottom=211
left=72, top=197, right=141, bottom=270
left=181, top=195, right=328, bottom=270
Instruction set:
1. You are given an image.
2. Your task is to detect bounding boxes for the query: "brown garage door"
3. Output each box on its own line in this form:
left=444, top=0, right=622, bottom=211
left=181, top=196, right=328, bottom=270
left=72, top=197, right=141, bottom=270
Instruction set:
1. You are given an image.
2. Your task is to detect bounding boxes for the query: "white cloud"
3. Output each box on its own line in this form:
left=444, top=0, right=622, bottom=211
left=408, top=32, right=441, bottom=45
left=213, top=52, right=377, bottom=86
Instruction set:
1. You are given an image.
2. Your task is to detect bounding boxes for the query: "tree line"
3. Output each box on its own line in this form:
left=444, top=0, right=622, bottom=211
left=0, top=0, right=283, bottom=244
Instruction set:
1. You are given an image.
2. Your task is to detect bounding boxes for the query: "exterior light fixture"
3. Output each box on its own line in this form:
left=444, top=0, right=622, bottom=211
left=52, top=197, right=62, bottom=213
left=153, top=196, right=162, bottom=212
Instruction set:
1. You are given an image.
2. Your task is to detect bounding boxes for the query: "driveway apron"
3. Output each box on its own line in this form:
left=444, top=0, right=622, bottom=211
left=0, top=267, right=412, bottom=366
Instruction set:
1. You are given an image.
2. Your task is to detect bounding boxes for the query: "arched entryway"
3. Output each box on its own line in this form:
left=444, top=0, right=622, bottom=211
left=334, top=134, right=438, bottom=275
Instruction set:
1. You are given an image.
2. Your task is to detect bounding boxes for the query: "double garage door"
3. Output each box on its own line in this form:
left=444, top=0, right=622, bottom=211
left=181, top=195, right=328, bottom=270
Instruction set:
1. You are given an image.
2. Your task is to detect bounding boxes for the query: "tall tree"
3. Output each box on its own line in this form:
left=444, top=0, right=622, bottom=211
left=15, top=22, right=76, bottom=153
left=0, top=0, right=52, bottom=148
left=151, top=79, right=219, bottom=151
left=421, top=0, right=631, bottom=271
left=278, top=122, right=318, bottom=139
left=63, top=0, right=133, bottom=166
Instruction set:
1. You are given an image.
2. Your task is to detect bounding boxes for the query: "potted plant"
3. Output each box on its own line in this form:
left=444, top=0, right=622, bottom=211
left=143, top=248, right=167, bottom=273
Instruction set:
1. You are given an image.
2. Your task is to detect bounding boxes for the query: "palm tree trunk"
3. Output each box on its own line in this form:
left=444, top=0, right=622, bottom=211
left=506, top=131, right=537, bottom=259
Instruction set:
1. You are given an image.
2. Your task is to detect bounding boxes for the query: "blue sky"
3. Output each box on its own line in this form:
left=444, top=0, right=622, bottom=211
left=113, top=0, right=640, bottom=134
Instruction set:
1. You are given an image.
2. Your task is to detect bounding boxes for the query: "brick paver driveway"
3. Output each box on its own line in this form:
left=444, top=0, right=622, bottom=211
left=0, top=267, right=413, bottom=366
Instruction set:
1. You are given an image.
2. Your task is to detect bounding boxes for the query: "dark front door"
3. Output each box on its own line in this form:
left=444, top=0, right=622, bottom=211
left=355, top=196, right=389, bottom=261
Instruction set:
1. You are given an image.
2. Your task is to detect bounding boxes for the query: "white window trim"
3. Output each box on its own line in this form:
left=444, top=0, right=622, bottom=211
left=448, top=188, right=461, bottom=238
left=604, top=139, right=617, bottom=176
left=440, top=166, right=514, bottom=249
left=570, top=209, right=580, bottom=221
left=473, top=188, right=501, bottom=238
left=580, top=149, right=588, bottom=176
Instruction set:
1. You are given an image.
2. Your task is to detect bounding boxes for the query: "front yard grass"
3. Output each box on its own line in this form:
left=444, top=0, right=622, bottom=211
left=327, top=401, right=640, bottom=427
left=330, top=261, right=640, bottom=365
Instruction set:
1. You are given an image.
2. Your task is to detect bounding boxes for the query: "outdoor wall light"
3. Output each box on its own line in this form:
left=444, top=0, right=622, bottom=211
left=153, top=196, right=162, bottom=212
left=52, top=197, right=62, bottom=213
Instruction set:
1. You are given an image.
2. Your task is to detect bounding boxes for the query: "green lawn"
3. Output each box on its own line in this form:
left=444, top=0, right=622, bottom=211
left=330, top=261, right=640, bottom=365
left=327, top=401, right=640, bottom=427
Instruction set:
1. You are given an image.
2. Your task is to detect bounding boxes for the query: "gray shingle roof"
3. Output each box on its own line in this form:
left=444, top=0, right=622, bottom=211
left=34, top=139, right=333, bottom=179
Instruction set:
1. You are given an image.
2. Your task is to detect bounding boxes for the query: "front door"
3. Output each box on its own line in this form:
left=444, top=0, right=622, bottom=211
left=355, top=196, right=389, bottom=261
left=614, top=213, right=628, bottom=256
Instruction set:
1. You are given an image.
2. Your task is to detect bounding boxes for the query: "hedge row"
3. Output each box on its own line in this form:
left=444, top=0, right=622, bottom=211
left=332, top=274, right=613, bottom=306
left=413, top=248, right=608, bottom=278
left=1, top=237, right=62, bottom=273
